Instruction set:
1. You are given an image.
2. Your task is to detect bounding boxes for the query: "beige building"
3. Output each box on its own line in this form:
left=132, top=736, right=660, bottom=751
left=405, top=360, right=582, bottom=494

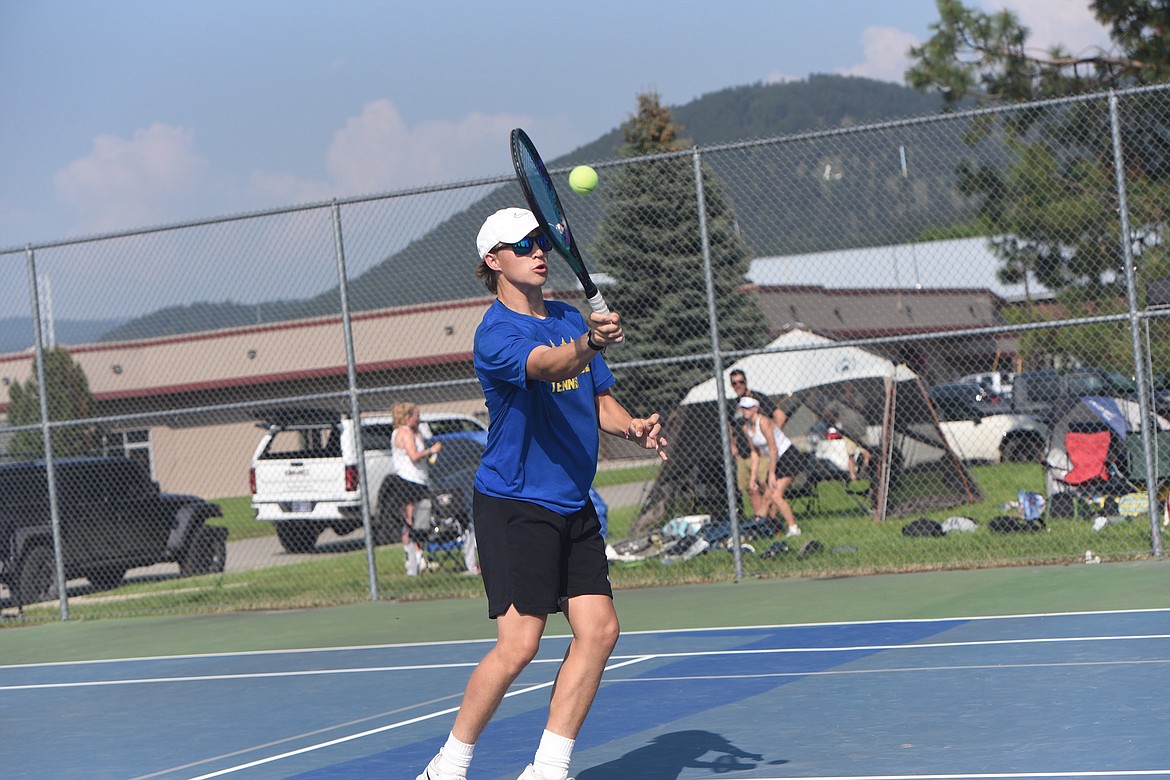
left=0, top=297, right=495, bottom=499
left=0, top=285, right=1014, bottom=500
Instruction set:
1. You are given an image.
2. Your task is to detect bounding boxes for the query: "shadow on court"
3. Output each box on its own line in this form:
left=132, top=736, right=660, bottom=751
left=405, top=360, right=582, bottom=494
left=576, top=730, right=775, bottom=779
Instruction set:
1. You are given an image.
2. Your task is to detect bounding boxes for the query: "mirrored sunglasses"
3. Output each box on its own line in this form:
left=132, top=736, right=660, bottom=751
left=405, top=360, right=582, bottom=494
left=497, top=233, right=552, bottom=256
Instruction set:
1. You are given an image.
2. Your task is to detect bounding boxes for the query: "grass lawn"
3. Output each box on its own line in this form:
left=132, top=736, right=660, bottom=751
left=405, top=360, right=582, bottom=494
left=11, top=461, right=1158, bottom=623
left=208, top=495, right=274, bottom=541
left=209, top=461, right=664, bottom=543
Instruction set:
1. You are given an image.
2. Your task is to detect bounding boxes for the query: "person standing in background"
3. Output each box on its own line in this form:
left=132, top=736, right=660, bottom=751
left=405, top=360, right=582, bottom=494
left=390, top=401, right=441, bottom=576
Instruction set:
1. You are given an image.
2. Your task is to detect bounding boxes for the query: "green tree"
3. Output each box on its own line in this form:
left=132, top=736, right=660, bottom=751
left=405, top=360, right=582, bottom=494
left=907, top=0, right=1170, bottom=368
left=906, top=0, right=1170, bottom=104
left=590, top=93, right=770, bottom=416
left=8, top=347, right=96, bottom=457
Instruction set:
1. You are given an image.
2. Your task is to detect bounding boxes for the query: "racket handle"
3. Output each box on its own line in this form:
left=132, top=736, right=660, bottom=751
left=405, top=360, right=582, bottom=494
left=586, top=291, right=624, bottom=347
left=586, top=290, right=610, bottom=317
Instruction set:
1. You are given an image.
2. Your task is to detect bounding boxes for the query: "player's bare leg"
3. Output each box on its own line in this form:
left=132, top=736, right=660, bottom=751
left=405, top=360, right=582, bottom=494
left=544, top=593, right=620, bottom=738
left=451, top=607, right=547, bottom=743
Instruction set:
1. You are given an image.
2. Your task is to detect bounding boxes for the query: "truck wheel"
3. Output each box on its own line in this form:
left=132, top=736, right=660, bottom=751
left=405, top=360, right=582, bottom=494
left=276, top=521, right=320, bottom=554
left=86, top=566, right=127, bottom=590
left=16, top=545, right=57, bottom=606
left=181, top=525, right=228, bottom=576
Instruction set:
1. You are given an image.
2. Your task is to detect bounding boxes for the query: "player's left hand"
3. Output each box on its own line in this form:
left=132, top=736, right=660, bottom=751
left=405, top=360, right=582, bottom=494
left=627, top=412, right=668, bottom=461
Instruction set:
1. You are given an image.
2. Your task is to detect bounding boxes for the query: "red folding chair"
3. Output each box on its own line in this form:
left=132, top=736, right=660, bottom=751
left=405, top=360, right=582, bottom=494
left=1061, top=430, right=1112, bottom=486
left=1051, top=429, right=1114, bottom=519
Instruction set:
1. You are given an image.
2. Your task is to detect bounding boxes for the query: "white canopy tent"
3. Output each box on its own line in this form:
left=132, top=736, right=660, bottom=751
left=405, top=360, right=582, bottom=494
left=680, top=328, right=918, bottom=405
left=633, top=327, right=979, bottom=532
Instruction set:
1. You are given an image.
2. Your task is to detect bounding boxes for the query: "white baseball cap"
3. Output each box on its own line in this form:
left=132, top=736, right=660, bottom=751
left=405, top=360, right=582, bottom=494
left=738, top=396, right=761, bottom=409
left=476, top=208, right=540, bottom=259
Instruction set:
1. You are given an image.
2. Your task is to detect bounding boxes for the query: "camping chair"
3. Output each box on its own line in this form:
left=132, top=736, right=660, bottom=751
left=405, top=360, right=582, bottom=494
left=411, top=499, right=467, bottom=572
left=1048, top=427, right=1128, bottom=518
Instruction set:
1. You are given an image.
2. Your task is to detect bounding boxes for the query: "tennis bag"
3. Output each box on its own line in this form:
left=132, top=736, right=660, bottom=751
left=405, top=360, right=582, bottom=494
left=902, top=518, right=944, bottom=537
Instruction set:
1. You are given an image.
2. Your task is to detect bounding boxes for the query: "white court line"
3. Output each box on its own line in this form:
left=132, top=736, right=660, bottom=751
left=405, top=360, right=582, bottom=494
left=603, top=657, right=1170, bottom=683
left=178, top=655, right=656, bottom=780
left=4, top=606, right=1168, bottom=670
left=5, top=632, right=1167, bottom=692
left=125, top=650, right=1170, bottom=776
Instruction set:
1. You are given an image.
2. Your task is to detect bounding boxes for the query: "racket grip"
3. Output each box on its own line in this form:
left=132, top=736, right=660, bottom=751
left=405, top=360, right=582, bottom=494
left=586, top=290, right=610, bottom=317
left=586, top=291, right=624, bottom=347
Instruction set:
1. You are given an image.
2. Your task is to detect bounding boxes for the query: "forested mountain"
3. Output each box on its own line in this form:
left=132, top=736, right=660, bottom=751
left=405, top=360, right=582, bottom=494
left=0, top=317, right=127, bottom=354
left=102, top=75, right=963, bottom=342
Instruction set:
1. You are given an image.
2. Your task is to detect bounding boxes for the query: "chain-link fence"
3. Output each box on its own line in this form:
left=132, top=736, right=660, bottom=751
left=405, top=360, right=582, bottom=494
left=3, top=85, right=1170, bottom=622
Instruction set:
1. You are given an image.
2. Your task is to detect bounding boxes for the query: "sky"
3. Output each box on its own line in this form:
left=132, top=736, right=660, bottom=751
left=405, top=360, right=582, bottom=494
left=0, top=0, right=1114, bottom=319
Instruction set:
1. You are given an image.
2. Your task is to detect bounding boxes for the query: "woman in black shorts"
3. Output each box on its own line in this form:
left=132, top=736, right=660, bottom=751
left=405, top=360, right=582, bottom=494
left=739, top=395, right=802, bottom=538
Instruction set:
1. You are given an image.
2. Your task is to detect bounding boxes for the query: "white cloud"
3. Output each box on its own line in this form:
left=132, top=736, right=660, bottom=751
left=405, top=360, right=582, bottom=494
left=985, top=0, right=1112, bottom=55
left=837, top=26, right=921, bottom=83
left=249, top=98, right=538, bottom=203
left=249, top=170, right=336, bottom=206
left=52, top=123, right=207, bottom=234
left=326, top=99, right=525, bottom=193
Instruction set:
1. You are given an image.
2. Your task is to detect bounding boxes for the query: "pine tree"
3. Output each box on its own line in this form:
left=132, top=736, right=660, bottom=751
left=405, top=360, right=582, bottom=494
left=907, top=0, right=1170, bottom=372
left=8, top=347, right=96, bottom=457
left=590, top=93, right=770, bottom=417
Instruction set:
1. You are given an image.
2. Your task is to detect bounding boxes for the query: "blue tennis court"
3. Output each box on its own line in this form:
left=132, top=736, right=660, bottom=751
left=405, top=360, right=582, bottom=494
left=3, top=607, right=1168, bottom=779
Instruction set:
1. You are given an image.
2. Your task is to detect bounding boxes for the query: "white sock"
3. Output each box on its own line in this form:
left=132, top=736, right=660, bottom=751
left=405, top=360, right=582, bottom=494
left=434, top=732, right=474, bottom=776
left=532, top=729, right=575, bottom=779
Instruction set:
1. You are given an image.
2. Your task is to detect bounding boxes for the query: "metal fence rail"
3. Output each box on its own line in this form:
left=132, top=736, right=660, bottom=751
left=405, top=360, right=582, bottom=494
left=3, top=84, right=1169, bottom=622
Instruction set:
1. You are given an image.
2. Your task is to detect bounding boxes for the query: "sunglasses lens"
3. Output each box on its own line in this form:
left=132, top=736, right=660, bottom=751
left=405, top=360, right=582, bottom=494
left=505, top=234, right=551, bottom=256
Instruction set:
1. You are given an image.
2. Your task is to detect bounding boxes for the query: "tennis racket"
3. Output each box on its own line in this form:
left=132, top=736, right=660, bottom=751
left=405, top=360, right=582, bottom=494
left=510, top=128, right=614, bottom=324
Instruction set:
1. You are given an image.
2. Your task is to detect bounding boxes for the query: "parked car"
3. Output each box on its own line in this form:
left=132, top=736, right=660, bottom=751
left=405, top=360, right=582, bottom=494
left=1007, top=368, right=1141, bottom=424
left=249, top=409, right=488, bottom=553
left=930, top=385, right=1047, bottom=463
left=930, top=382, right=1005, bottom=413
left=0, top=457, right=226, bottom=606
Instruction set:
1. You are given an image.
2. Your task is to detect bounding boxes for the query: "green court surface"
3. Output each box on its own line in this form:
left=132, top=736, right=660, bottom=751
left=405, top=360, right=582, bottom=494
left=3, top=559, right=1169, bottom=665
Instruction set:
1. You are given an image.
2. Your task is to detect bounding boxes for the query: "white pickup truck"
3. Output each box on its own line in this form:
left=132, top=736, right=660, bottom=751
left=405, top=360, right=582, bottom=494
left=249, top=409, right=486, bottom=553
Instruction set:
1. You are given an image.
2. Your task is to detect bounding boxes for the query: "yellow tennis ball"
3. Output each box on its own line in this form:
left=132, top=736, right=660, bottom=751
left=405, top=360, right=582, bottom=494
left=569, top=165, right=599, bottom=194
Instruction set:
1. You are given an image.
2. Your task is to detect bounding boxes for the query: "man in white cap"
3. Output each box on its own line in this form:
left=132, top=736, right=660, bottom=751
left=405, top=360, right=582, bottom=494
left=417, top=208, right=668, bottom=780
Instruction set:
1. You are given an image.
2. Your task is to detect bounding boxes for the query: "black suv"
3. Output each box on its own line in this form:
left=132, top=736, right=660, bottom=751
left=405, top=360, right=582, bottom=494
left=0, top=457, right=226, bottom=606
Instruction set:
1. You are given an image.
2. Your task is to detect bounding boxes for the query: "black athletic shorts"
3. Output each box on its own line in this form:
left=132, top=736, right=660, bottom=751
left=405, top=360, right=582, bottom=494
left=472, top=489, right=612, bottom=619
left=387, top=475, right=429, bottom=508
left=774, top=446, right=804, bottom=478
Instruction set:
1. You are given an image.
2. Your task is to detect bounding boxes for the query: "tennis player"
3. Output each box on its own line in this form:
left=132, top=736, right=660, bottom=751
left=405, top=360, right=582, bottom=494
left=417, top=207, right=668, bottom=780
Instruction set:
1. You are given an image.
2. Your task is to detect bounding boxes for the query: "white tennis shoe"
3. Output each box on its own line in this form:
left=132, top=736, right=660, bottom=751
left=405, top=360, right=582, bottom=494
left=416, top=758, right=464, bottom=780
left=785, top=524, right=802, bottom=537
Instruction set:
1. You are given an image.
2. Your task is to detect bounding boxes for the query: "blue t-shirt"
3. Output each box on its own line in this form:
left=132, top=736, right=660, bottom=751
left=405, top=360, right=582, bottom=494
left=473, top=299, right=615, bottom=514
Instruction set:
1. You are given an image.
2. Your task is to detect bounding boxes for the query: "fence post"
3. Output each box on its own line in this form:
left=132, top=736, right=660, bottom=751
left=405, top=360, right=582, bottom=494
left=25, top=246, right=69, bottom=619
left=692, top=147, right=743, bottom=579
left=1109, top=91, right=1163, bottom=557
left=331, top=201, right=381, bottom=598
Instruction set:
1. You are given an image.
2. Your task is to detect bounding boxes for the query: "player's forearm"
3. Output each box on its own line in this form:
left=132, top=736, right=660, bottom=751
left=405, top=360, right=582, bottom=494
left=596, top=392, right=634, bottom=436
left=525, top=336, right=599, bottom=382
